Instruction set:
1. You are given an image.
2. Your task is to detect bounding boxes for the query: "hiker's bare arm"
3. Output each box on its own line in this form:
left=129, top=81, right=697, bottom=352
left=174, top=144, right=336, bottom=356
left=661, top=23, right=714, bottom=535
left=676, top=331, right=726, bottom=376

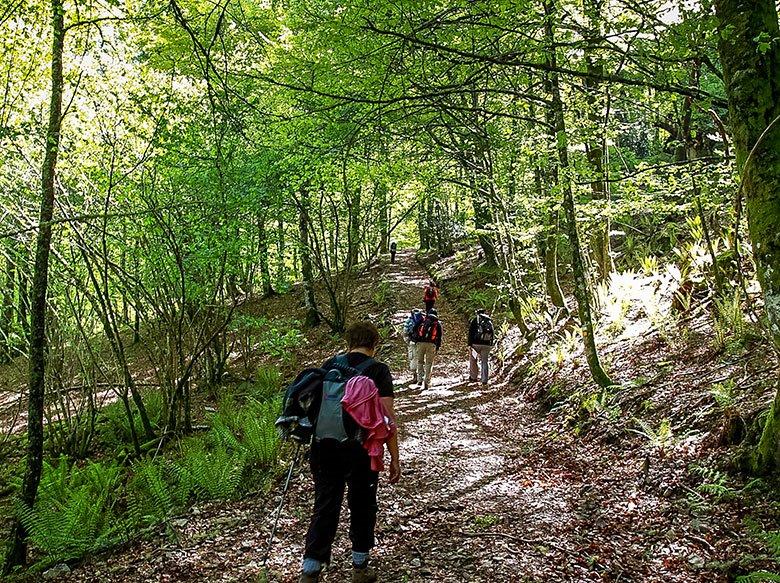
left=381, top=396, right=401, bottom=484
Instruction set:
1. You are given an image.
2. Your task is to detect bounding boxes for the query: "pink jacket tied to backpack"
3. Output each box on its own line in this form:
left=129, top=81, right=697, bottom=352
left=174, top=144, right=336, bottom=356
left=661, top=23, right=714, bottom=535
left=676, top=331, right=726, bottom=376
left=342, top=376, right=396, bottom=472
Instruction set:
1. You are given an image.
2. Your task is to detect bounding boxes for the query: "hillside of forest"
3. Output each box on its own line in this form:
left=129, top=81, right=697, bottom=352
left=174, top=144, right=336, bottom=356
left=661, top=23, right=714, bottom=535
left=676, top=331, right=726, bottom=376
left=1, top=247, right=778, bottom=582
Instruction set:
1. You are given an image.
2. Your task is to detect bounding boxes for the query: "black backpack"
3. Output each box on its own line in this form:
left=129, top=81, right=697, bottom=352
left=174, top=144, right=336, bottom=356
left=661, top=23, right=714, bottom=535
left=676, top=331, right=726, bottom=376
left=276, top=356, right=373, bottom=443
left=475, top=314, right=494, bottom=346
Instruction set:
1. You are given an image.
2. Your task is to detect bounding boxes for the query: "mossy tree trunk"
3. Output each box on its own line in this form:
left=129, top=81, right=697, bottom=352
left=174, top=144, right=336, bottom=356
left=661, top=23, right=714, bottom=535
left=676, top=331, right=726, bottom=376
left=4, top=0, right=65, bottom=571
left=545, top=0, right=613, bottom=388
left=715, top=0, right=780, bottom=472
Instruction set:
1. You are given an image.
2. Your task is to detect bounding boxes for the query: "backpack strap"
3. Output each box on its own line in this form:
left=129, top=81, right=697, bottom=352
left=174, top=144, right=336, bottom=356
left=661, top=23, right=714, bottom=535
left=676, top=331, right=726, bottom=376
left=330, top=354, right=374, bottom=375
left=354, top=357, right=375, bottom=373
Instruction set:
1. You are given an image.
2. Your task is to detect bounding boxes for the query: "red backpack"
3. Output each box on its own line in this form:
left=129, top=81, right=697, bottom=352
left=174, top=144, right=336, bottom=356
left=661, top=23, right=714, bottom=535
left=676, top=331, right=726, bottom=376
left=423, top=285, right=436, bottom=301
left=414, top=317, right=439, bottom=343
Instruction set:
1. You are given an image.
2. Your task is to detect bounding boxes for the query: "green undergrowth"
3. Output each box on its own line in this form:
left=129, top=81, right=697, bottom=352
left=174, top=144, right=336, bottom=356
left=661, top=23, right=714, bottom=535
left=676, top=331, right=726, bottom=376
left=4, top=370, right=285, bottom=575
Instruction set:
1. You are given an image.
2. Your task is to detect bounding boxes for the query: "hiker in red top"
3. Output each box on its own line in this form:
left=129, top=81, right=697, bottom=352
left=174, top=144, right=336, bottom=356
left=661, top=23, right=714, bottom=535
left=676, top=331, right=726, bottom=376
left=423, top=280, right=439, bottom=313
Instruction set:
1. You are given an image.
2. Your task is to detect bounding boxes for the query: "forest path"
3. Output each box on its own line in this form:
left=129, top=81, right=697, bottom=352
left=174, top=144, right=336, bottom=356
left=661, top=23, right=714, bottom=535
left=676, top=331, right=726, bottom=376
left=67, top=251, right=718, bottom=583
left=260, top=251, right=626, bottom=582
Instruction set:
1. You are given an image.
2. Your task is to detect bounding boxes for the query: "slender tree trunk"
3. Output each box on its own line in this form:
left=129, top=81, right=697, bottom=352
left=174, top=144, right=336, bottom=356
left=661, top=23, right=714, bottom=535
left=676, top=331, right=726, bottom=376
left=544, top=208, right=568, bottom=311
left=469, top=170, right=498, bottom=266
left=418, top=195, right=430, bottom=250
left=18, top=269, right=29, bottom=342
left=715, top=0, right=780, bottom=473
left=276, top=218, right=286, bottom=283
left=1, top=254, right=15, bottom=362
left=545, top=0, right=613, bottom=388
left=347, top=185, right=361, bottom=270
left=377, top=181, right=389, bottom=254
left=258, top=214, right=274, bottom=297
left=4, top=0, right=65, bottom=570
left=299, top=188, right=321, bottom=328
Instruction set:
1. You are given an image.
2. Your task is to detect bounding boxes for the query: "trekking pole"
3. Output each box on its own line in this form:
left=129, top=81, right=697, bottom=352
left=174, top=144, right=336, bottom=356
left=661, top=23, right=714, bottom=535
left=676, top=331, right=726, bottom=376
left=262, top=442, right=302, bottom=567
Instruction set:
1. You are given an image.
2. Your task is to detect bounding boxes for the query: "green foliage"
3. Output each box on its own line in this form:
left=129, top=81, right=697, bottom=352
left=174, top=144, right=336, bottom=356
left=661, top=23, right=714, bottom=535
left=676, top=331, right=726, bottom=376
left=232, top=315, right=305, bottom=364
left=97, top=391, right=165, bottom=451
left=710, top=379, right=737, bottom=410
left=176, top=441, right=247, bottom=500
left=16, top=457, right=126, bottom=563
left=127, top=458, right=190, bottom=526
left=713, top=289, right=751, bottom=352
left=735, top=524, right=780, bottom=582
left=736, top=572, right=780, bottom=583
left=371, top=281, right=394, bottom=307
left=473, top=514, right=499, bottom=529
left=690, top=465, right=736, bottom=502
left=631, top=418, right=674, bottom=453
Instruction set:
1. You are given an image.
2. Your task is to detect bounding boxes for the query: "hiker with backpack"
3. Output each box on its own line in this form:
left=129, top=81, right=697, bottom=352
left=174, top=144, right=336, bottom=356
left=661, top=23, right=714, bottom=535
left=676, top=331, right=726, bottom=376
left=403, top=308, right=424, bottom=383
left=389, top=240, right=397, bottom=264
left=298, top=321, right=400, bottom=583
left=413, top=309, right=443, bottom=390
left=423, top=280, right=439, bottom=313
left=468, top=309, right=495, bottom=385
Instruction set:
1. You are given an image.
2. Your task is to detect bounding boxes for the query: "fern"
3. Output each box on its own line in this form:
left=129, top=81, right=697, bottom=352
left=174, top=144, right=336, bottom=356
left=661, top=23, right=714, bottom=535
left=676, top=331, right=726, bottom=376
left=128, top=459, right=177, bottom=526
left=736, top=572, right=780, bottom=583
left=17, top=458, right=125, bottom=562
left=690, top=464, right=736, bottom=502
left=175, top=443, right=246, bottom=500
left=241, top=399, right=280, bottom=468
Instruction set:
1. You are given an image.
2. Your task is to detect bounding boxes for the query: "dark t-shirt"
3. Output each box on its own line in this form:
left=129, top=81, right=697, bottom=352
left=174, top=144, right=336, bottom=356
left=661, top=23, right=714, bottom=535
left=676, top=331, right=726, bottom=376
left=321, top=352, right=394, bottom=398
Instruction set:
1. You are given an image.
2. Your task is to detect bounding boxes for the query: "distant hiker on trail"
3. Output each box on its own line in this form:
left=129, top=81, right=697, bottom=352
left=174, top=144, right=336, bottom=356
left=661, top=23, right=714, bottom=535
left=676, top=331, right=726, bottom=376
left=403, top=308, right=424, bottom=383
left=299, top=321, right=401, bottom=583
left=468, top=309, right=495, bottom=385
left=423, top=280, right=439, bottom=313
left=389, top=240, right=397, bottom=263
left=413, top=309, right=442, bottom=390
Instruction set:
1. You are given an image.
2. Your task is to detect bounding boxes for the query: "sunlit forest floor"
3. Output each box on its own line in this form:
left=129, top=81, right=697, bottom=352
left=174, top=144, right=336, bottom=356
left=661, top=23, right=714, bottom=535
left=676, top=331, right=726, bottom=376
left=9, top=249, right=780, bottom=582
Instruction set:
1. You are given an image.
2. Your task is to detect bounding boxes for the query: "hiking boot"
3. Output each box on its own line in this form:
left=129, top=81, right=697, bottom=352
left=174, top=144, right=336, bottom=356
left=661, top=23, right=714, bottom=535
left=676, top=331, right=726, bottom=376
left=299, top=571, right=320, bottom=583
left=352, top=563, right=378, bottom=583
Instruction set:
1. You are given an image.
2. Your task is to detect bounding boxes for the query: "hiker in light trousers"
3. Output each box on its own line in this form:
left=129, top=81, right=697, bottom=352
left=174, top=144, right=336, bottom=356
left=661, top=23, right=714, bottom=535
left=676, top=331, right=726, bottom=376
left=414, top=309, right=443, bottom=390
left=468, top=309, right=495, bottom=385
left=403, top=309, right=423, bottom=383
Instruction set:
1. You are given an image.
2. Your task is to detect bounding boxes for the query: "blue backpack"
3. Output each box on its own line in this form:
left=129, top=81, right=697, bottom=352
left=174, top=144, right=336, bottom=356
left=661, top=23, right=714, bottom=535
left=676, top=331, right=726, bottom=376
left=315, top=355, right=375, bottom=442
left=403, top=310, right=424, bottom=338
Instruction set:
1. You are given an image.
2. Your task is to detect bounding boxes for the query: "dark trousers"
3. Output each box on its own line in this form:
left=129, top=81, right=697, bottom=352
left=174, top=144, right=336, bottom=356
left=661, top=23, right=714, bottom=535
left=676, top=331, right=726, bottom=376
left=304, top=441, right=379, bottom=564
left=424, top=299, right=435, bottom=312
left=390, top=250, right=396, bottom=263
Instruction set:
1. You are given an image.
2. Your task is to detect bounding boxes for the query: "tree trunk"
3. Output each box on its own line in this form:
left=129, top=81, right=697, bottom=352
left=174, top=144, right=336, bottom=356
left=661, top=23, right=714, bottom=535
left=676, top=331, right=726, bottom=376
left=258, top=214, right=274, bottom=297
left=545, top=0, right=613, bottom=388
left=276, top=218, right=286, bottom=284
left=299, top=188, right=321, bottom=328
left=377, top=181, right=389, bottom=254
left=715, top=0, right=780, bottom=472
left=4, top=0, right=65, bottom=570
left=469, top=170, right=498, bottom=266
left=535, top=160, right=568, bottom=311
left=582, top=1, right=614, bottom=282
left=18, top=268, right=29, bottom=342
left=1, top=254, right=15, bottom=362
left=544, top=208, right=568, bottom=311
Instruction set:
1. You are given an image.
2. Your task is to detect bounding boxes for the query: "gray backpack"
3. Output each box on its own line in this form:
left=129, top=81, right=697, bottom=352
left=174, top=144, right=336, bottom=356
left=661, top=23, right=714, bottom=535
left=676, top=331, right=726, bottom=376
left=315, top=355, right=375, bottom=442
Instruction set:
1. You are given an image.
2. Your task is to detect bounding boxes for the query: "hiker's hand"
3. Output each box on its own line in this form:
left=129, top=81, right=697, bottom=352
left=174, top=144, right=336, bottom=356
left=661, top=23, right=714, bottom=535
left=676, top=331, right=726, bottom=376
left=389, top=459, right=401, bottom=484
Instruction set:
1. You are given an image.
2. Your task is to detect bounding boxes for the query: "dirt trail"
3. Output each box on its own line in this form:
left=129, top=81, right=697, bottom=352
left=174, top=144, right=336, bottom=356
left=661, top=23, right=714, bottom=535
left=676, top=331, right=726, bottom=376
left=66, top=251, right=737, bottom=583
